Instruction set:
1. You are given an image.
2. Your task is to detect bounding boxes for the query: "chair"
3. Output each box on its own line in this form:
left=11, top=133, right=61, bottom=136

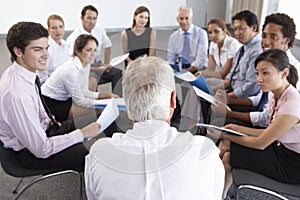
left=0, top=141, right=83, bottom=200
left=231, top=168, right=300, bottom=200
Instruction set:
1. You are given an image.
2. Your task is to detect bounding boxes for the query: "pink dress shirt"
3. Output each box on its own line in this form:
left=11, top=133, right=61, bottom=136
left=0, top=62, right=83, bottom=158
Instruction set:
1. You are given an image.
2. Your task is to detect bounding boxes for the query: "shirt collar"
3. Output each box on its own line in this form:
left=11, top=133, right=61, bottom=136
left=180, top=24, right=194, bottom=35
left=48, top=36, right=66, bottom=48
left=72, top=56, right=90, bottom=71
left=79, top=24, right=93, bottom=35
left=244, top=33, right=261, bottom=51
left=221, top=35, right=231, bottom=51
left=12, top=61, right=36, bottom=85
left=127, top=120, right=170, bottom=139
left=270, top=84, right=293, bottom=110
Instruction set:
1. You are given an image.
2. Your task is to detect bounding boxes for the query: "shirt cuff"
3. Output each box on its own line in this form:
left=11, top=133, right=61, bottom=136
left=72, top=129, right=84, bottom=143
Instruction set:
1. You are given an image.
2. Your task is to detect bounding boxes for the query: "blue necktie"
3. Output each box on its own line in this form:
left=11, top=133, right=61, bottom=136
left=182, top=32, right=190, bottom=65
left=228, top=46, right=244, bottom=92
left=257, top=92, right=268, bottom=111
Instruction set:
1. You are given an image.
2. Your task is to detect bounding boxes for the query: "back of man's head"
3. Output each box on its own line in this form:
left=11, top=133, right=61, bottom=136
left=122, top=56, right=175, bottom=122
left=6, top=21, right=48, bottom=62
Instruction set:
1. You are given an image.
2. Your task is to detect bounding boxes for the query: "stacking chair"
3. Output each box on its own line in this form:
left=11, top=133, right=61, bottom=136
left=0, top=141, right=83, bottom=200
left=231, top=168, right=300, bottom=200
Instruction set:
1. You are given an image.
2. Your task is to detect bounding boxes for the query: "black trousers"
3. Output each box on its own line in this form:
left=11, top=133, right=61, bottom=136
left=15, top=114, right=116, bottom=172
left=231, top=142, right=300, bottom=184
left=43, top=95, right=72, bottom=122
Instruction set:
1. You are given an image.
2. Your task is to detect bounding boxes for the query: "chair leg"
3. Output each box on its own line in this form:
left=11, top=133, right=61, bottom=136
left=13, top=178, right=23, bottom=194
left=79, top=173, right=83, bottom=200
left=14, top=170, right=82, bottom=200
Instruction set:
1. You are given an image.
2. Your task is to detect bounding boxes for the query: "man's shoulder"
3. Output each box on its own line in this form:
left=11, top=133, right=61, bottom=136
left=66, top=27, right=81, bottom=42
left=169, top=28, right=181, bottom=38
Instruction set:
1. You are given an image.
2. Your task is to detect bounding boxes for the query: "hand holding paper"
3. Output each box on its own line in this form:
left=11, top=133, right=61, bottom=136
left=96, top=99, right=120, bottom=134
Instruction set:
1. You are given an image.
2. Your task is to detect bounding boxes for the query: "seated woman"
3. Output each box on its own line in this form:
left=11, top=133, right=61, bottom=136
left=42, top=34, right=119, bottom=122
left=216, top=49, right=300, bottom=199
left=196, top=18, right=241, bottom=83
left=37, top=14, right=70, bottom=84
left=121, top=6, right=156, bottom=68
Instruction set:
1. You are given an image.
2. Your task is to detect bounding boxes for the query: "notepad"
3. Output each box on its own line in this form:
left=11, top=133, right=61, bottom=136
left=96, top=99, right=120, bottom=134
left=94, top=98, right=127, bottom=111
left=109, top=53, right=129, bottom=66
left=192, top=86, right=231, bottom=111
left=175, top=71, right=214, bottom=95
left=196, top=123, right=247, bottom=136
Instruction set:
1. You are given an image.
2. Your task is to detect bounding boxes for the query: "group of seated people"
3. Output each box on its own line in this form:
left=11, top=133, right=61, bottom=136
left=1, top=3, right=300, bottom=200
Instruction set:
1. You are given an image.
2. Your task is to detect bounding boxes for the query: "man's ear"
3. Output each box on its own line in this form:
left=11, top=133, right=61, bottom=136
left=13, top=47, right=23, bottom=57
left=170, top=91, right=176, bottom=109
left=252, top=24, right=258, bottom=32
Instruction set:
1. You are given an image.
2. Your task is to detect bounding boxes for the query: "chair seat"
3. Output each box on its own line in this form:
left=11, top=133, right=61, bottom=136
left=0, top=145, right=59, bottom=177
left=232, top=168, right=300, bottom=198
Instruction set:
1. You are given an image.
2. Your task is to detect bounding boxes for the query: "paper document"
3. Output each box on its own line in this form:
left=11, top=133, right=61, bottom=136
left=109, top=53, right=129, bottom=66
left=192, top=86, right=231, bottom=111
left=176, top=71, right=214, bottom=95
left=96, top=99, right=119, bottom=133
left=94, top=98, right=126, bottom=111
left=196, top=123, right=247, bottom=136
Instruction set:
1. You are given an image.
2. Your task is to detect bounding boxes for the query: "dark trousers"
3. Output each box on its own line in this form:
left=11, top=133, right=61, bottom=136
left=97, top=67, right=122, bottom=92
left=231, top=142, right=300, bottom=184
left=43, top=95, right=72, bottom=122
left=15, top=114, right=114, bottom=172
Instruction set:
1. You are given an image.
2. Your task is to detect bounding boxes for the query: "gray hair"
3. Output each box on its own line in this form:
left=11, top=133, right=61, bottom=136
left=177, top=5, right=193, bottom=17
left=122, top=56, right=176, bottom=121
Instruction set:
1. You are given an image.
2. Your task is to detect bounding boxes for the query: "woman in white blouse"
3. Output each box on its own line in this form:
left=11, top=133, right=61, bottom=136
left=37, top=14, right=70, bottom=84
left=196, top=18, right=241, bottom=81
left=42, top=34, right=119, bottom=122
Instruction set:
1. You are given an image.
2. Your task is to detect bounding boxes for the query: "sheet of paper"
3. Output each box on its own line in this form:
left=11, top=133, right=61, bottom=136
left=94, top=98, right=125, bottom=106
left=109, top=53, right=129, bottom=66
left=196, top=123, right=247, bottom=136
left=96, top=99, right=119, bottom=133
left=175, top=71, right=196, bottom=81
left=192, top=86, right=231, bottom=111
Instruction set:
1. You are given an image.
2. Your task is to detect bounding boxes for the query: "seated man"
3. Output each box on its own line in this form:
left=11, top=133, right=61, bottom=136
left=66, top=5, right=122, bottom=94
left=85, top=56, right=225, bottom=199
left=213, top=10, right=262, bottom=99
left=0, top=21, right=100, bottom=172
left=213, top=12, right=300, bottom=128
left=167, top=5, right=208, bottom=73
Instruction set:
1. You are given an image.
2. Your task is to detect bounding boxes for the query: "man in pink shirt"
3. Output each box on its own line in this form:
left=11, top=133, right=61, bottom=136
left=0, top=21, right=100, bottom=172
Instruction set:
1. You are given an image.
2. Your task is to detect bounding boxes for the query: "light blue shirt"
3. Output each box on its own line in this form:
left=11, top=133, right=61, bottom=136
left=167, top=24, right=208, bottom=70
left=226, top=34, right=262, bottom=98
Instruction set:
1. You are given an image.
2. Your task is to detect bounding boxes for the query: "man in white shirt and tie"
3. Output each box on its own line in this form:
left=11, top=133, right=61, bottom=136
left=167, top=5, right=208, bottom=73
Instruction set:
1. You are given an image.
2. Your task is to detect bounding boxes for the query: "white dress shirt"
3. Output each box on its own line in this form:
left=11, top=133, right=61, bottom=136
left=41, top=57, right=100, bottom=108
left=37, top=36, right=70, bottom=84
left=85, top=120, right=224, bottom=200
left=167, top=24, right=209, bottom=70
left=66, top=24, right=112, bottom=62
left=209, top=35, right=242, bottom=70
left=248, top=91, right=270, bottom=127
left=0, top=62, right=83, bottom=158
